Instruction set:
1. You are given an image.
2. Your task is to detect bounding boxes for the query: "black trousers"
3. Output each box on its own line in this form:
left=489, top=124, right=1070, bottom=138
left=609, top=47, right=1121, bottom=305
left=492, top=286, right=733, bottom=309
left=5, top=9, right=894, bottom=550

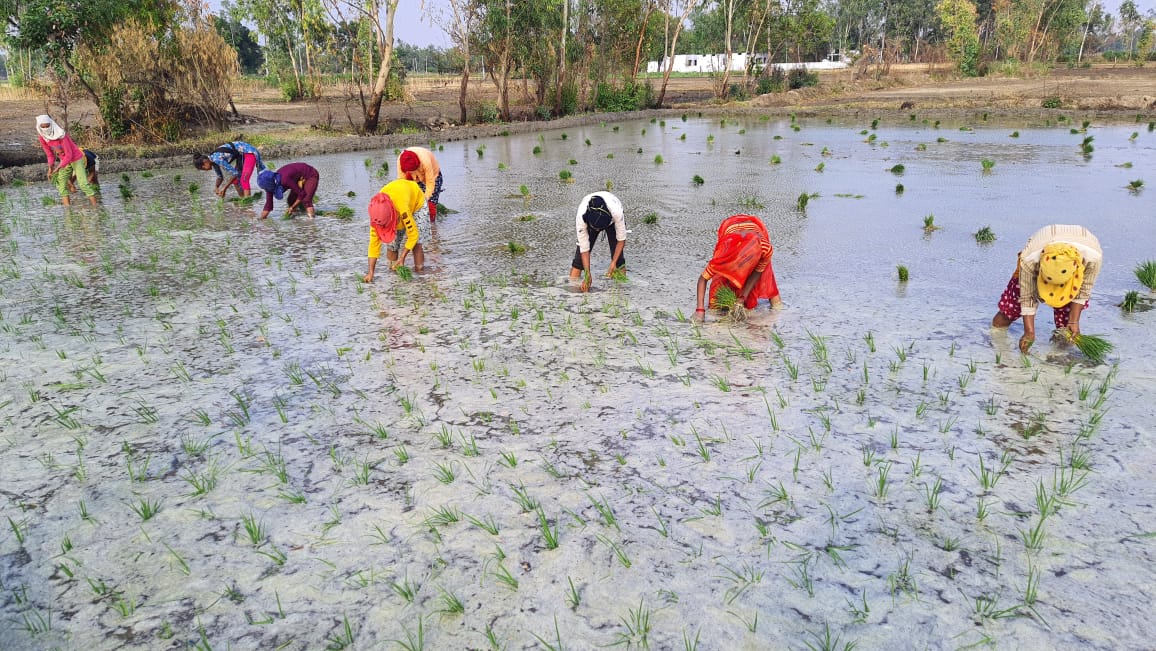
left=571, top=227, right=626, bottom=270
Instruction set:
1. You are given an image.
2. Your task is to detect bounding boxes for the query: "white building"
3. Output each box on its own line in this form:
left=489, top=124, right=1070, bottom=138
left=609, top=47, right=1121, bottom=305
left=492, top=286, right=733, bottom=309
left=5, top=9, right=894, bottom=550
left=646, top=53, right=848, bottom=74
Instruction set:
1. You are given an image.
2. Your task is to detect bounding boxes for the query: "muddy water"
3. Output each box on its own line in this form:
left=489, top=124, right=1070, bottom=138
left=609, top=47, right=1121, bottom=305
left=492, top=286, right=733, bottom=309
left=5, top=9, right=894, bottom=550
left=1, top=116, right=1154, bottom=650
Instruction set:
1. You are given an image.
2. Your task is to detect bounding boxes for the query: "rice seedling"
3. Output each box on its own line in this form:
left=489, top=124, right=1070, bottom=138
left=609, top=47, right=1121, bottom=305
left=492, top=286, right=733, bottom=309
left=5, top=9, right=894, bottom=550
left=390, top=573, right=421, bottom=603
left=1058, top=330, right=1114, bottom=362
left=922, top=214, right=938, bottom=232
left=558, top=169, right=573, bottom=182
left=889, top=163, right=905, bottom=175
left=815, top=162, right=825, bottom=172
left=1020, top=516, right=1048, bottom=550
left=1080, top=135, right=1094, bottom=155
left=1127, top=179, right=1144, bottom=193
left=692, top=174, right=704, bottom=185
left=494, top=563, right=520, bottom=590
left=1121, top=290, right=1139, bottom=311
left=465, top=513, right=500, bottom=535
left=797, top=192, right=810, bottom=211
left=129, top=497, right=163, bottom=521
left=895, top=183, right=904, bottom=195
left=974, top=226, right=996, bottom=244
left=897, top=265, right=909, bottom=282
left=1136, top=260, right=1156, bottom=290
left=872, top=462, right=892, bottom=499
left=922, top=476, right=944, bottom=512
left=506, top=241, right=527, bottom=254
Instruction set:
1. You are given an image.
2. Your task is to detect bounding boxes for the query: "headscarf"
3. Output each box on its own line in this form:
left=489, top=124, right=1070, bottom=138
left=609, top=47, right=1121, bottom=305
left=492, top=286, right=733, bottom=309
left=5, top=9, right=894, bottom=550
left=583, top=195, right=613, bottom=230
left=400, top=150, right=421, bottom=173
left=369, top=192, right=398, bottom=244
left=257, top=170, right=284, bottom=200
left=36, top=115, right=65, bottom=141
left=1037, top=243, right=1085, bottom=308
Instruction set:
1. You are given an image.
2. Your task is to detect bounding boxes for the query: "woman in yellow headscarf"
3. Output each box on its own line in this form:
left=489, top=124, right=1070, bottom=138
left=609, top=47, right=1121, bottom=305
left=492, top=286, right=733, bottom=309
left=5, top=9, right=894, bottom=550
left=992, top=225, right=1102, bottom=353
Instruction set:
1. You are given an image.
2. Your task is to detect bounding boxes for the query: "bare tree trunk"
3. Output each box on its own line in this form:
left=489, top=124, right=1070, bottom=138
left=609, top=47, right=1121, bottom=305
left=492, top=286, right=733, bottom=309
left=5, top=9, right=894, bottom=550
left=458, top=49, right=470, bottom=124
left=657, top=0, right=700, bottom=106
left=364, top=0, right=400, bottom=133
left=631, top=1, right=654, bottom=79
left=555, top=0, right=569, bottom=113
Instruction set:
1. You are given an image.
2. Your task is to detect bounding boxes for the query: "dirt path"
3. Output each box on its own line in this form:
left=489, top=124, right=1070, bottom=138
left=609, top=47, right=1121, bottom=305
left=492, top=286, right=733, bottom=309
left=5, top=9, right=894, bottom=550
left=3, top=64, right=1156, bottom=178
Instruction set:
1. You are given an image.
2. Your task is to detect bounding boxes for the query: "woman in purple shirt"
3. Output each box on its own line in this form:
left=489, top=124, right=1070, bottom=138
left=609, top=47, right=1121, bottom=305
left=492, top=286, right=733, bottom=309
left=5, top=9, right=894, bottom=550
left=257, top=163, right=319, bottom=220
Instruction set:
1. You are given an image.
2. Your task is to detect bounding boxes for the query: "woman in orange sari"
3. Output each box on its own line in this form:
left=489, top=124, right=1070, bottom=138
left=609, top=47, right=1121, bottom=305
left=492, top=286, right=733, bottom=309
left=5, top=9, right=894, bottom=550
left=694, top=215, right=781, bottom=319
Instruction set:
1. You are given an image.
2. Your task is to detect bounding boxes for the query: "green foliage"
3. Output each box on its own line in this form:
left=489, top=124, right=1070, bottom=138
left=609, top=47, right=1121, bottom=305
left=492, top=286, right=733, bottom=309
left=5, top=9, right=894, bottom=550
left=787, top=68, right=819, bottom=89
left=99, top=88, right=129, bottom=139
left=1136, top=260, right=1156, bottom=290
left=937, top=0, right=981, bottom=76
left=594, top=82, right=654, bottom=112
left=1041, top=96, right=1063, bottom=109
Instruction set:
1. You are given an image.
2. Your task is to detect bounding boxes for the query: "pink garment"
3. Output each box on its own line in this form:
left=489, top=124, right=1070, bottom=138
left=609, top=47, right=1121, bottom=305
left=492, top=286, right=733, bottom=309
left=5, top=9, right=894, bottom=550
left=239, top=153, right=258, bottom=193
left=39, top=134, right=84, bottom=168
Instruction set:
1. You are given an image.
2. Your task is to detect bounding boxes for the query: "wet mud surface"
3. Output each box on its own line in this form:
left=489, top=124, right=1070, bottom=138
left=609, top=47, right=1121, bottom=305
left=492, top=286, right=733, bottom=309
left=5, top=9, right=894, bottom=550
left=1, top=115, right=1154, bottom=649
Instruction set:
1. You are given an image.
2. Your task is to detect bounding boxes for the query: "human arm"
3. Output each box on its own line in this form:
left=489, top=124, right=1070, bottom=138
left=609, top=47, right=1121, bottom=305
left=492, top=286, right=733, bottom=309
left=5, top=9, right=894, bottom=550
left=1019, top=313, right=1037, bottom=353
left=738, top=269, right=764, bottom=302
left=40, top=137, right=55, bottom=173
left=579, top=250, right=592, bottom=291
left=364, top=225, right=383, bottom=282
left=260, top=188, right=275, bottom=219
left=694, top=274, right=709, bottom=321
left=606, top=240, right=624, bottom=276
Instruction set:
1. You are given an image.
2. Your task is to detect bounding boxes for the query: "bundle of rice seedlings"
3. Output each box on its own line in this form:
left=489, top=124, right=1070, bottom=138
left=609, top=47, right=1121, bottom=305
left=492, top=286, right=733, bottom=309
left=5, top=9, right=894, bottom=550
left=1121, top=290, right=1139, bottom=312
left=395, top=265, right=414, bottom=281
left=714, top=286, right=749, bottom=323
left=1136, top=260, right=1156, bottom=290
left=1059, top=330, right=1114, bottom=362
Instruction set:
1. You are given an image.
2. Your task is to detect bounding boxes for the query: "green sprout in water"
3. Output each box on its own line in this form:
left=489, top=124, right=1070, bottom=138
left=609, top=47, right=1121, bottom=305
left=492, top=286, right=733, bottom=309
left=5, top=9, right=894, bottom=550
left=897, top=265, right=909, bottom=282
left=981, top=158, right=995, bottom=172
left=1136, top=260, right=1156, bottom=290
left=654, top=155, right=664, bottom=164
left=1120, top=290, right=1139, bottom=312
left=889, top=164, right=905, bottom=175
left=974, top=226, right=996, bottom=243
left=797, top=192, right=810, bottom=211
left=532, top=145, right=542, bottom=155
left=498, top=162, right=507, bottom=171
left=333, top=205, right=355, bottom=221
left=895, top=183, right=905, bottom=195
left=395, top=266, right=414, bottom=281
left=692, top=175, right=704, bottom=185
left=922, top=214, right=938, bottom=233
left=770, top=155, right=781, bottom=164
left=507, top=241, right=527, bottom=254
left=642, top=213, right=658, bottom=224
left=559, top=169, right=573, bottom=182
left=1127, top=179, right=1144, bottom=194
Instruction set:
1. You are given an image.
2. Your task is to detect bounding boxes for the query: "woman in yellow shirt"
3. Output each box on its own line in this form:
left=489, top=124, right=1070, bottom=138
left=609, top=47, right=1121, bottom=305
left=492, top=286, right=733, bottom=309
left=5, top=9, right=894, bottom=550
left=363, top=178, right=426, bottom=282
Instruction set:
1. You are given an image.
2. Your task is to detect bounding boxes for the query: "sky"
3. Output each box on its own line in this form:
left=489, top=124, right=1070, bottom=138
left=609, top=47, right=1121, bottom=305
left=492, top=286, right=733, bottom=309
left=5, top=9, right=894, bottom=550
left=216, top=0, right=1156, bottom=50
left=395, top=0, right=449, bottom=48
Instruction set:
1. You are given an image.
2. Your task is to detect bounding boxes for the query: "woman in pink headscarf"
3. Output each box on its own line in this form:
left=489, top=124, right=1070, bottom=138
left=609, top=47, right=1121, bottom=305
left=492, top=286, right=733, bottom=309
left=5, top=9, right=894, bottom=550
left=36, top=115, right=98, bottom=206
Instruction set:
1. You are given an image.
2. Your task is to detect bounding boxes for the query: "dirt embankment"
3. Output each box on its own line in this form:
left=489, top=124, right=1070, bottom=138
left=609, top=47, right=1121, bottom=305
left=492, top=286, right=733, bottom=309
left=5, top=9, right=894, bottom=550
left=3, top=64, right=1156, bottom=183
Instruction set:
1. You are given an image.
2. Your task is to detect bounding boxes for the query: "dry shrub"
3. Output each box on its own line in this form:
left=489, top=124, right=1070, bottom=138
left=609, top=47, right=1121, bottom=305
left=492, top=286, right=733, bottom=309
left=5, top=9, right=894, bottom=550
left=85, top=15, right=238, bottom=141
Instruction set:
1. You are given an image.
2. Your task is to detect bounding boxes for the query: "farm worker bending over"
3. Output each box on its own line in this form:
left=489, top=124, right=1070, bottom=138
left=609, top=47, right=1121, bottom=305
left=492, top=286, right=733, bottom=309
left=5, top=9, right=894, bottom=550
left=694, top=214, right=781, bottom=320
left=36, top=115, right=98, bottom=207
left=257, top=163, right=319, bottom=220
left=570, top=192, right=627, bottom=292
left=992, top=224, right=1102, bottom=353
left=67, top=149, right=100, bottom=194
left=397, top=147, right=443, bottom=223
left=194, top=141, right=266, bottom=197
left=363, top=178, right=426, bottom=282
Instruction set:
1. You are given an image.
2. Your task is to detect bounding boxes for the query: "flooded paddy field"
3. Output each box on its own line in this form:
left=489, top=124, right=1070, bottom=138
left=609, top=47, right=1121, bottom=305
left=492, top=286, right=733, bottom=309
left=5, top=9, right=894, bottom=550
left=1, top=114, right=1155, bottom=650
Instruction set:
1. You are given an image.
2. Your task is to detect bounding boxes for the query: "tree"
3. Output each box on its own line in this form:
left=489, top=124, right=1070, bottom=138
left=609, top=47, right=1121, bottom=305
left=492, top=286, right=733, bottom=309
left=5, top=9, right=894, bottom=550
left=214, top=14, right=265, bottom=74
left=656, top=0, right=702, bottom=106
left=937, top=0, right=981, bottom=74
left=477, top=0, right=514, bottom=120
left=433, top=0, right=482, bottom=122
